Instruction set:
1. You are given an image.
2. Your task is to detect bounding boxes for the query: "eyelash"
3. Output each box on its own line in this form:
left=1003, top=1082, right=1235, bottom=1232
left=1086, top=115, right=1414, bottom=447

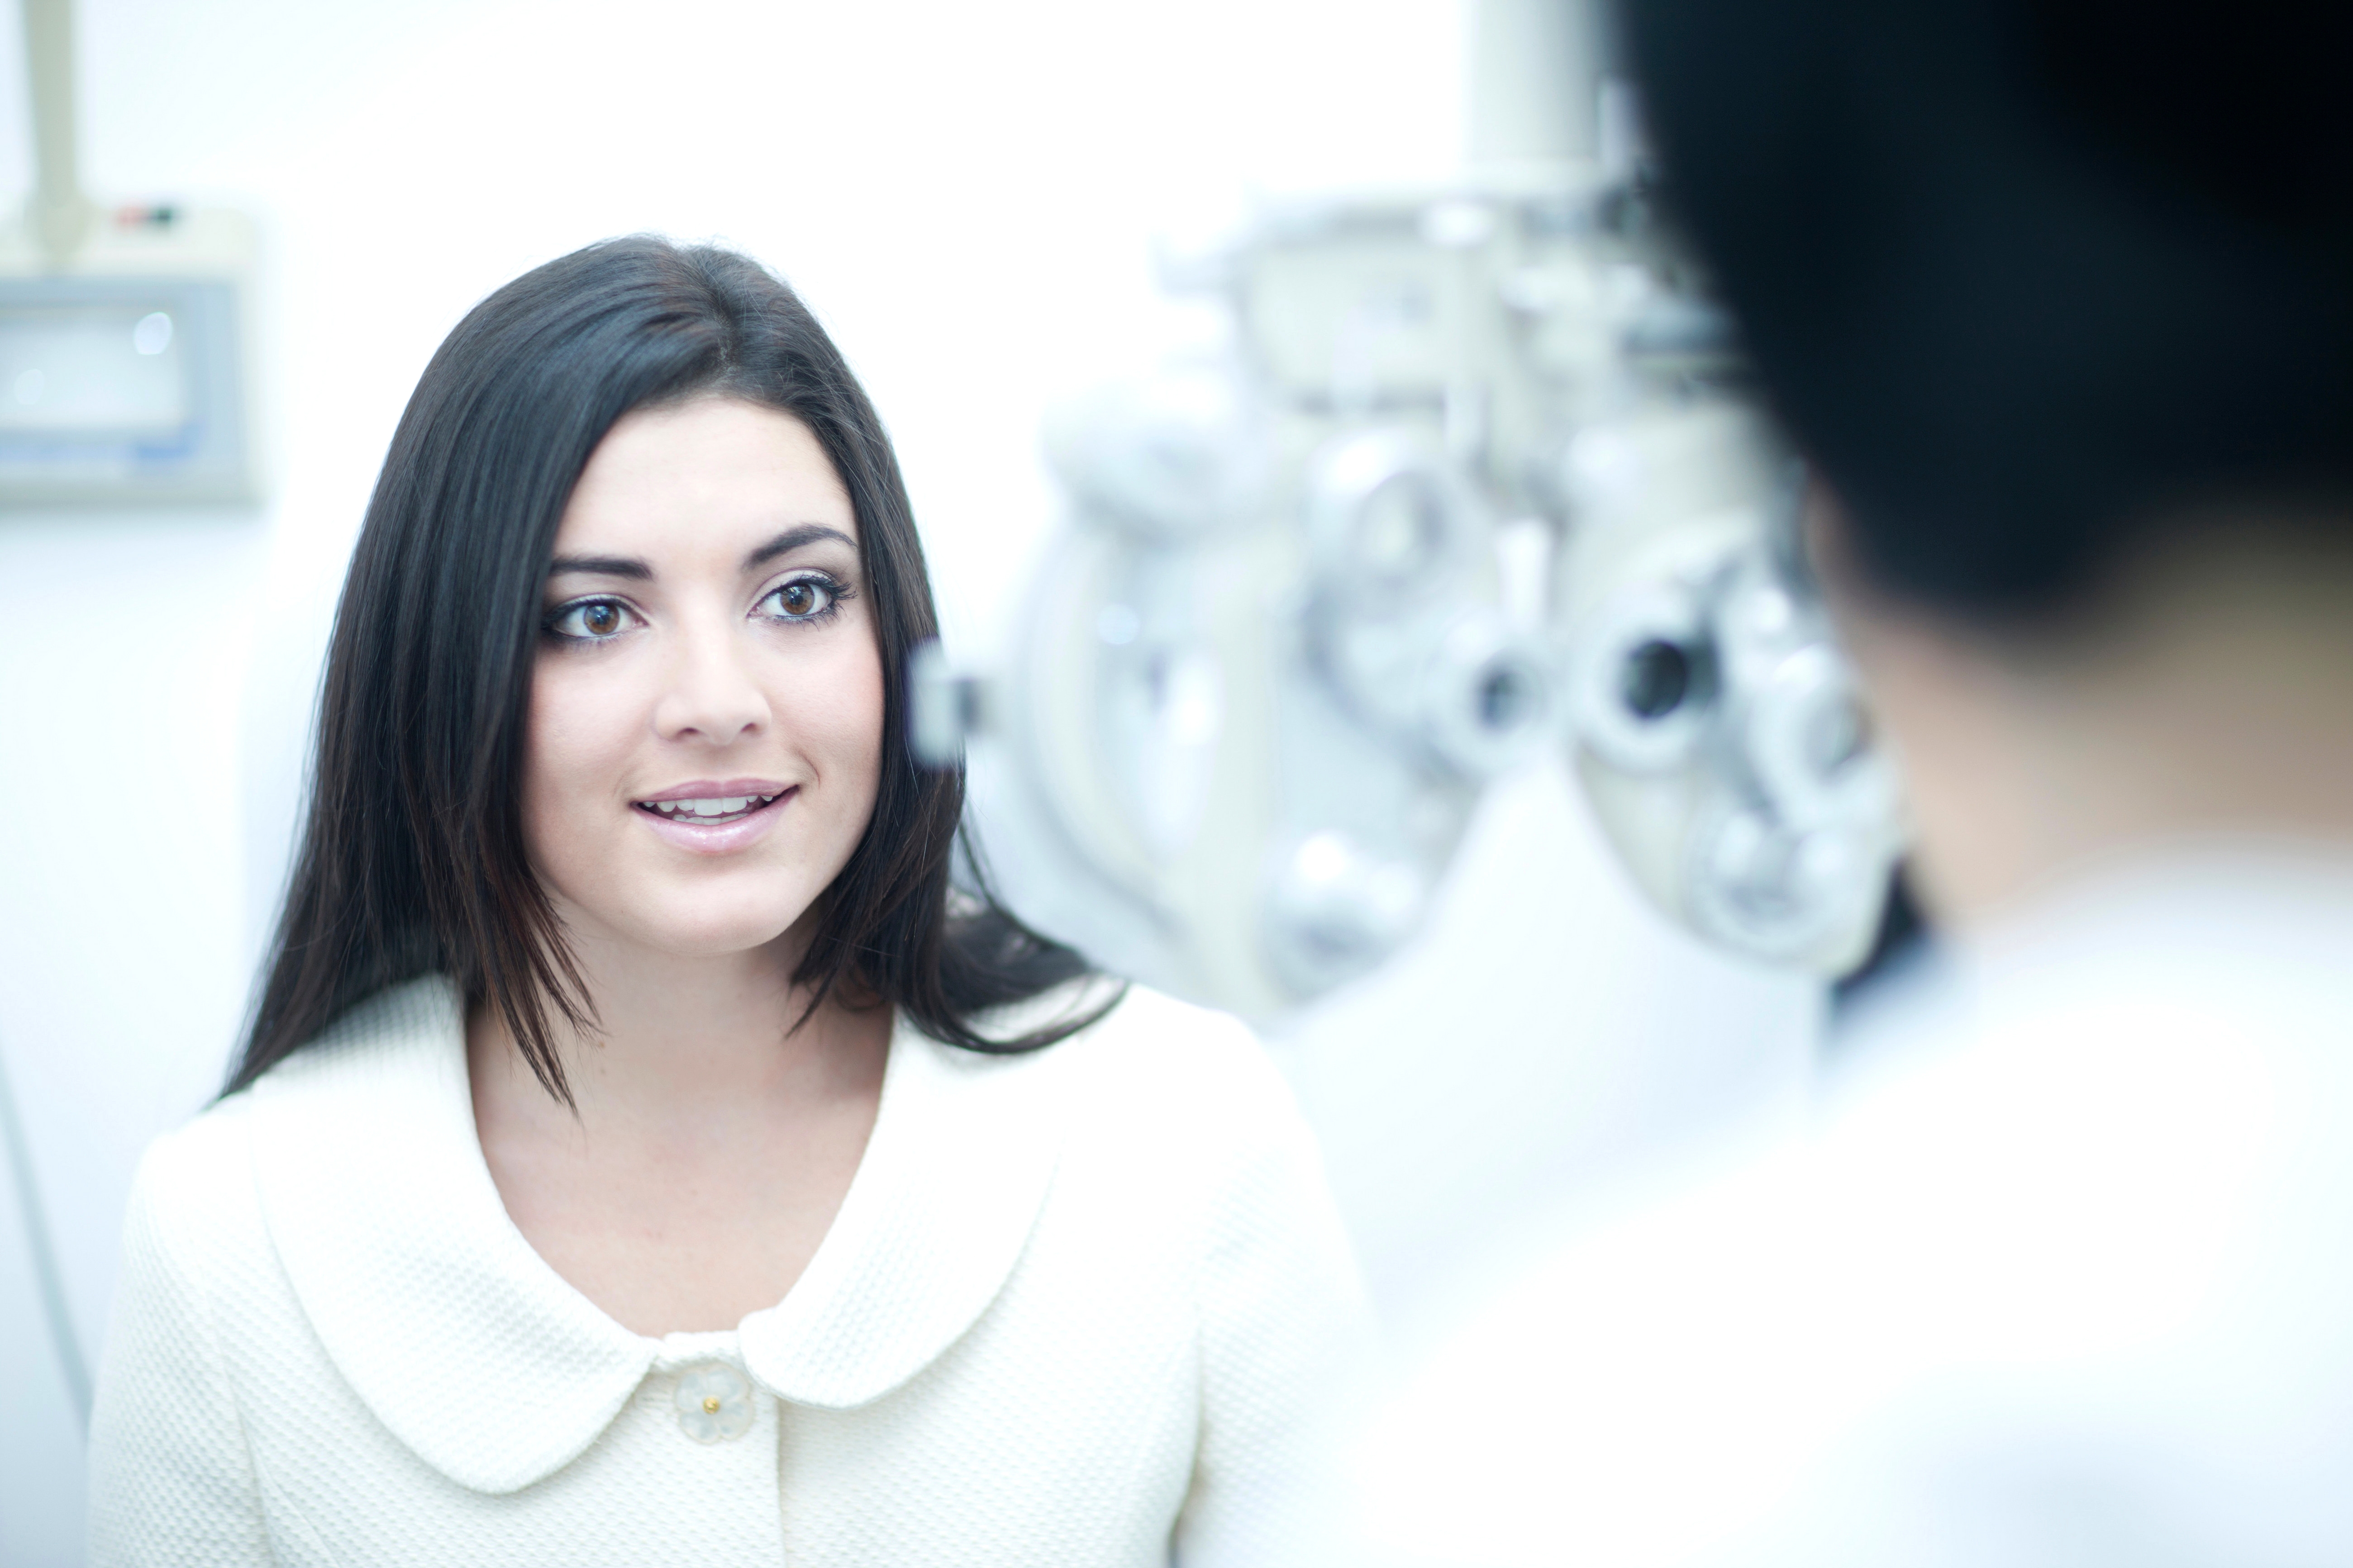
left=538, top=572, right=854, bottom=645
left=541, top=597, right=642, bottom=643
left=757, top=571, right=853, bottom=626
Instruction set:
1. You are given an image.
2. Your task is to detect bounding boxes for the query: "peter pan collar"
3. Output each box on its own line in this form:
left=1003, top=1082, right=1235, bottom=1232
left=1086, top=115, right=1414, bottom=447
left=245, top=975, right=1095, bottom=1495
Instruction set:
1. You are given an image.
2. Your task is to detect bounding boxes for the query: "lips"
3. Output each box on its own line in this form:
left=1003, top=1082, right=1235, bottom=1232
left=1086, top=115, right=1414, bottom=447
left=631, top=779, right=796, bottom=854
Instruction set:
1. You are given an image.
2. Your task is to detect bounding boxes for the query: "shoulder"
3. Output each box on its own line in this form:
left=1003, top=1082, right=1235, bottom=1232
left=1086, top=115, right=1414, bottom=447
left=124, top=1091, right=265, bottom=1263
left=1024, top=986, right=1348, bottom=1282
left=128, top=975, right=464, bottom=1292
left=1040, top=979, right=1284, bottom=1089
left=108, top=1090, right=291, bottom=1413
left=1037, top=980, right=1307, bottom=1147
left=941, top=978, right=1324, bottom=1216
left=1083, top=980, right=1262, bottom=1059
left=246, top=974, right=465, bottom=1101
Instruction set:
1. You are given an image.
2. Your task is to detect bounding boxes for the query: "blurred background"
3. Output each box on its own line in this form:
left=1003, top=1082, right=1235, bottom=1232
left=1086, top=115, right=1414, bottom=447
left=0, top=2, right=1819, bottom=1558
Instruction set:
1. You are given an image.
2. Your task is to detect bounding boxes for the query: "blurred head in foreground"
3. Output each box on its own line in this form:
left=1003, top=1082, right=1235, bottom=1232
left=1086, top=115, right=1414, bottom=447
left=1623, top=0, right=2353, bottom=925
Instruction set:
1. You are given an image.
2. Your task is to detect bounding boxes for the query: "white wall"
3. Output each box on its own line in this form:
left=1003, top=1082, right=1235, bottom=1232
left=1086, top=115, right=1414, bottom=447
left=0, top=2, right=1819, bottom=1559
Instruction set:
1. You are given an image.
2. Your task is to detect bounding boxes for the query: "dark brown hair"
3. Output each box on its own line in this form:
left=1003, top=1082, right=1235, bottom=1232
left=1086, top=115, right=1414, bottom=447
left=1625, top=0, right=2353, bottom=618
left=227, top=237, right=1105, bottom=1102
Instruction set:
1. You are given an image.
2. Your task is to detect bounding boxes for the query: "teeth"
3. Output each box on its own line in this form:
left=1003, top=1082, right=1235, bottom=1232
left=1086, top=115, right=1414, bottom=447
left=645, top=794, right=773, bottom=820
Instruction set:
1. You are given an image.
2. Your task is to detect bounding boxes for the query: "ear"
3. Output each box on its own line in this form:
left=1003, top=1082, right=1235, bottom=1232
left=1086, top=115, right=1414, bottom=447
left=1801, top=478, right=1957, bottom=686
left=1802, top=480, right=2048, bottom=928
left=1800, top=477, right=1881, bottom=630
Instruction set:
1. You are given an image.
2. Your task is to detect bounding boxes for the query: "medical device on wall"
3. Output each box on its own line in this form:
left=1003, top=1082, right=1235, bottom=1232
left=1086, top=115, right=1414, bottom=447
left=916, top=0, right=1904, bottom=1014
left=0, top=0, right=259, bottom=506
left=1, top=0, right=268, bottom=1446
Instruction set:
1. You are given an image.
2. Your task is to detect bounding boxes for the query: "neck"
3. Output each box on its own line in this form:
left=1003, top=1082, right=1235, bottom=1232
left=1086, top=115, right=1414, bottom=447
left=470, top=912, right=890, bottom=1131
left=1853, top=531, right=2353, bottom=934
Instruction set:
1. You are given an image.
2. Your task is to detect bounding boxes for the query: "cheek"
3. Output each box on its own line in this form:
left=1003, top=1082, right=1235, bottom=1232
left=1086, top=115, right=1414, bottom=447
left=520, top=656, right=643, bottom=876
left=786, top=637, right=889, bottom=804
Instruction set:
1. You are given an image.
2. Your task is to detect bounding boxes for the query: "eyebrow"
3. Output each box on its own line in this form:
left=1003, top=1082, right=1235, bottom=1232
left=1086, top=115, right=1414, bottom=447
left=545, top=553, right=652, bottom=580
left=544, top=524, right=856, bottom=584
left=742, top=524, right=857, bottom=572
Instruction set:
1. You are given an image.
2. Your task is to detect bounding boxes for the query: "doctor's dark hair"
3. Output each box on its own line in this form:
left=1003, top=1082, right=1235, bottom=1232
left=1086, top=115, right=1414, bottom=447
left=1623, top=0, right=2353, bottom=619
left=227, top=237, right=1102, bottom=1102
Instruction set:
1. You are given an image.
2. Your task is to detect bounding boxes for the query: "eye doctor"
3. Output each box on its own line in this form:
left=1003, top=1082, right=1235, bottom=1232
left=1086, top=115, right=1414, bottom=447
left=87, top=237, right=1369, bottom=1568
left=1351, top=0, right=2353, bottom=1563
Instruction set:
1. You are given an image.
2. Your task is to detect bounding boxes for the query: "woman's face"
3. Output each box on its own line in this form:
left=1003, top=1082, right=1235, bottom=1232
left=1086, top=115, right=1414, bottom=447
left=523, top=395, right=885, bottom=960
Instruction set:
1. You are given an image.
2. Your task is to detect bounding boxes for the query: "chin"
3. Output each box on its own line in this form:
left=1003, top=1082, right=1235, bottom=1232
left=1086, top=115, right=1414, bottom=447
left=598, top=886, right=819, bottom=961
left=646, top=922, right=800, bottom=960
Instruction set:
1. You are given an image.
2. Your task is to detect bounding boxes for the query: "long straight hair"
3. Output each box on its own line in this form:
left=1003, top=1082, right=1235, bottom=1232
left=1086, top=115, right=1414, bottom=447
left=228, top=237, right=1106, bottom=1102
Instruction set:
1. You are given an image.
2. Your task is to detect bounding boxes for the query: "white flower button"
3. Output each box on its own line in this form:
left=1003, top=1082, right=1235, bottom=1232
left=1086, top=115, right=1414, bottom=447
left=673, top=1361, right=755, bottom=1444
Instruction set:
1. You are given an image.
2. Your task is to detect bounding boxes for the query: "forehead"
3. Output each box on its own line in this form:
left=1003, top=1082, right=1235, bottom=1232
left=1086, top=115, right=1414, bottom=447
left=557, top=396, right=856, bottom=551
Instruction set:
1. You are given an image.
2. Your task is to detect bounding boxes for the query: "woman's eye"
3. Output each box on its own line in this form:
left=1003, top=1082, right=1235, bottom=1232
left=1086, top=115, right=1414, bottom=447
left=764, top=577, right=836, bottom=621
left=546, top=599, right=634, bottom=640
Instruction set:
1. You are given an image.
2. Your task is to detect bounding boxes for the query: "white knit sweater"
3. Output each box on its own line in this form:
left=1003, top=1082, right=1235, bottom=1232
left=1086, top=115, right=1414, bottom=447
left=87, top=976, right=1372, bottom=1566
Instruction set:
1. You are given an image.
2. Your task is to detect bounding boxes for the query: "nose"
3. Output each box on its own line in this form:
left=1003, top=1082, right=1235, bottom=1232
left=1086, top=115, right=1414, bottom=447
left=652, top=619, right=770, bottom=747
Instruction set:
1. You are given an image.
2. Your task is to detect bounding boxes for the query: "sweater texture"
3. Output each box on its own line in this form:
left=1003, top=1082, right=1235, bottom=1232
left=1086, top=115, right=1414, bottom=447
left=88, top=976, right=1372, bottom=1566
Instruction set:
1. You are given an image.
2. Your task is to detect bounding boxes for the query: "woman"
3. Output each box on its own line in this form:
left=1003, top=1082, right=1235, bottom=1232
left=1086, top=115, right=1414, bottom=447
left=88, top=238, right=1369, bottom=1566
